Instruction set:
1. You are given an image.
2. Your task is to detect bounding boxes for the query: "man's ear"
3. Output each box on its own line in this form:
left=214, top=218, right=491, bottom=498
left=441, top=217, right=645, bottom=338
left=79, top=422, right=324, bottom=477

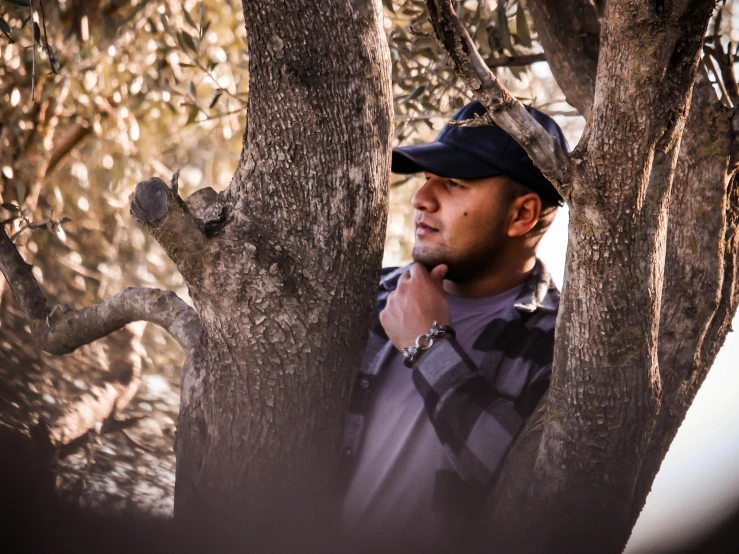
left=507, top=193, right=541, bottom=238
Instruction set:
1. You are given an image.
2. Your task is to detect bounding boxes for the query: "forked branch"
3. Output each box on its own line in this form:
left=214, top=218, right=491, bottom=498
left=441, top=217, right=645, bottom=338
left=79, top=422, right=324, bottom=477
left=0, top=226, right=203, bottom=356
left=423, top=0, right=571, bottom=197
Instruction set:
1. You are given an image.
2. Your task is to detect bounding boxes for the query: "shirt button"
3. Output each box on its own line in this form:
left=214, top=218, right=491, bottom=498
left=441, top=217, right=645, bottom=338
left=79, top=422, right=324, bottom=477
left=358, top=378, right=370, bottom=389
left=341, top=447, right=352, bottom=457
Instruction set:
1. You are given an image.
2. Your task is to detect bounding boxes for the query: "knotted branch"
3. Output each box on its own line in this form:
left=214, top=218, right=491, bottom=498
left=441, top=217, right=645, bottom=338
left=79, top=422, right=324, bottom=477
left=423, top=0, right=571, bottom=197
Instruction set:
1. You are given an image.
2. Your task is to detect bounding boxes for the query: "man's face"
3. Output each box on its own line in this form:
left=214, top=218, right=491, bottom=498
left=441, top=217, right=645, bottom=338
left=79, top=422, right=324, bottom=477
left=412, top=173, right=511, bottom=282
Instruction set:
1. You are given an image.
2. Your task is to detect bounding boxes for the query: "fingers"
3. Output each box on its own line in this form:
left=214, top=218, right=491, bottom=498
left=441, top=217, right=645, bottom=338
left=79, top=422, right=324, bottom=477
left=408, top=263, right=423, bottom=277
left=429, top=264, right=448, bottom=286
left=405, top=263, right=447, bottom=291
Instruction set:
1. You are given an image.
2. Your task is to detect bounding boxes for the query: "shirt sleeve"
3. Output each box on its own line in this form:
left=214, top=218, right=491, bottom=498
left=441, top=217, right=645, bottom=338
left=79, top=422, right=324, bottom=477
left=411, top=336, right=550, bottom=487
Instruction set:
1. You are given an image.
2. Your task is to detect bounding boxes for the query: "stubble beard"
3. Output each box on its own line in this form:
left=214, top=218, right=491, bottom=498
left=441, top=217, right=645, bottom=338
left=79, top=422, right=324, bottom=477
left=412, top=234, right=506, bottom=283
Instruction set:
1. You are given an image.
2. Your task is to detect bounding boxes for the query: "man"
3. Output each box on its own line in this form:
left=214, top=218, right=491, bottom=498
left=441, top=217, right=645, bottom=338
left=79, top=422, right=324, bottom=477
left=338, top=101, right=568, bottom=549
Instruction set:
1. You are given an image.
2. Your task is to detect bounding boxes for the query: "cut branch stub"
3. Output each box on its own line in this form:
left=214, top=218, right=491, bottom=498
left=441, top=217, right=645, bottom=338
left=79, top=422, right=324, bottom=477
left=185, top=187, right=229, bottom=237
left=131, top=177, right=171, bottom=221
left=130, top=176, right=209, bottom=284
left=423, top=0, right=571, bottom=199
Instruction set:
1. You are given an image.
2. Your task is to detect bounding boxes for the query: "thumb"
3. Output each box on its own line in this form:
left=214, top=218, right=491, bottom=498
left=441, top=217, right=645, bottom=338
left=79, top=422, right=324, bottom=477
left=429, top=264, right=448, bottom=289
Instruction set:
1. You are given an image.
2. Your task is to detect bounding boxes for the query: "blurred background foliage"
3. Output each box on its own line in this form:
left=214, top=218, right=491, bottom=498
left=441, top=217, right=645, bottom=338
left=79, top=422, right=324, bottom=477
left=7, top=0, right=722, bottom=517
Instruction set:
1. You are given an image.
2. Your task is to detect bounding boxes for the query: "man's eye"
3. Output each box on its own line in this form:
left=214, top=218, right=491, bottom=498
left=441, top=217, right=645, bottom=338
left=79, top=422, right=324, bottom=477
left=448, top=180, right=462, bottom=188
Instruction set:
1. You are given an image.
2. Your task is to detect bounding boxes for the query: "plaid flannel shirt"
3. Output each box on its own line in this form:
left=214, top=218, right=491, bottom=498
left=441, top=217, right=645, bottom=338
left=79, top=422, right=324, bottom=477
left=338, top=259, right=559, bottom=522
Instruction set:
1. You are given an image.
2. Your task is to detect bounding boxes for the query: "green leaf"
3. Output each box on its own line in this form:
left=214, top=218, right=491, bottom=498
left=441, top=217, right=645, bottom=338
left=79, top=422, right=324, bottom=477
left=0, top=16, right=11, bottom=36
left=186, top=80, right=196, bottom=98
left=4, top=0, right=32, bottom=6
left=509, top=65, right=526, bottom=82
left=495, top=3, right=514, bottom=53
left=16, top=182, right=25, bottom=206
left=186, top=105, right=199, bottom=125
left=402, top=85, right=425, bottom=104
left=1, top=216, right=19, bottom=225
left=53, top=222, right=66, bottom=242
left=209, top=90, right=222, bottom=109
left=177, top=30, right=197, bottom=53
left=182, top=4, right=198, bottom=32
left=33, top=20, right=40, bottom=44
left=2, top=202, right=20, bottom=213
left=159, top=13, right=171, bottom=34
left=475, top=21, right=491, bottom=56
left=516, top=7, right=532, bottom=48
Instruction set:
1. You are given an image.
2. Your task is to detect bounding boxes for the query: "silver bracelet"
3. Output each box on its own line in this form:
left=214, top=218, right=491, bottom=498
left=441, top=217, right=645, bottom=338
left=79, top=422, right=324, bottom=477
left=402, top=321, right=455, bottom=368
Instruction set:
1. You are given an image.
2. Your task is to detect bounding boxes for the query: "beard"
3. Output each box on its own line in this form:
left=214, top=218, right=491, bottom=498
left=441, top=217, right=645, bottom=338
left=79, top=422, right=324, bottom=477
left=412, top=231, right=506, bottom=283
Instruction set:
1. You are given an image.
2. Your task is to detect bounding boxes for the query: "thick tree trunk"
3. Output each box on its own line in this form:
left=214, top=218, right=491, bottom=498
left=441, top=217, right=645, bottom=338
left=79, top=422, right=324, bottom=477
left=517, top=0, right=739, bottom=545
left=168, top=0, right=393, bottom=533
left=471, top=1, right=739, bottom=552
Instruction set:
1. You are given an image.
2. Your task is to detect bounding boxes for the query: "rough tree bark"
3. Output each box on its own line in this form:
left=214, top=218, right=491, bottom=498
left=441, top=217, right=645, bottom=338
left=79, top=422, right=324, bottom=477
left=142, top=0, right=393, bottom=532
left=420, top=0, right=739, bottom=552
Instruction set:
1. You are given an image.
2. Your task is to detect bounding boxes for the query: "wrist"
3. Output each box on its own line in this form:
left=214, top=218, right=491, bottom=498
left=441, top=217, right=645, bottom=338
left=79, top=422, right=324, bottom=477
left=402, top=322, right=455, bottom=368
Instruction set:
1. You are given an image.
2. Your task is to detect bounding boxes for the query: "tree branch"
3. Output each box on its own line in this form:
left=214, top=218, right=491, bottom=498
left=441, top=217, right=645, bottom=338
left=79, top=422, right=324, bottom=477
left=48, top=368, right=141, bottom=445
left=130, top=176, right=209, bottom=284
left=527, top=0, right=600, bottom=116
left=45, top=122, right=91, bottom=178
left=0, top=226, right=203, bottom=355
left=1, top=222, right=204, bottom=445
left=35, top=287, right=203, bottom=355
left=485, top=52, right=547, bottom=68
left=423, top=0, right=571, bottom=197
left=0, top=225, right=51, bottom=321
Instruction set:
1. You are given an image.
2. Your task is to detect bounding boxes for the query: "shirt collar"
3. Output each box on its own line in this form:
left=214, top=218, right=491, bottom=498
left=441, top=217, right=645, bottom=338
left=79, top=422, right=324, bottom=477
left=512, top=259, right=558, bottom=313
left=379, top=259, right=558, bottom=314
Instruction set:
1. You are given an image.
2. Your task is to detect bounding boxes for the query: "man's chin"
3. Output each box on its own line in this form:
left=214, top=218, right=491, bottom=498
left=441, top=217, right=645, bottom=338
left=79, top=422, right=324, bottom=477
left=412, top=249, right=447, bottom=272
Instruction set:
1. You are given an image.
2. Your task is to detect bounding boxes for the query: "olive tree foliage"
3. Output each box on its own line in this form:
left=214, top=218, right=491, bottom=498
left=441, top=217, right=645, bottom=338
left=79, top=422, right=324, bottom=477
left=0, top=0, right=246, bottom=511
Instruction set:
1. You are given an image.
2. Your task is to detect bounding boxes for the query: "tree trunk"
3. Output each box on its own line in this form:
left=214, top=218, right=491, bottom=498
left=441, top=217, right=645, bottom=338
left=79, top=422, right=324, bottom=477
left=168, top=0, right=393, bottom=533
left=482, top=1, right=738, bottom=552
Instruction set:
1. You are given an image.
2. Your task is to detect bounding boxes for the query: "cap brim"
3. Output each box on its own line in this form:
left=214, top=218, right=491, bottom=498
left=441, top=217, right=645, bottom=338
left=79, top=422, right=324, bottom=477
left=392, top=141, right=503, bottom=180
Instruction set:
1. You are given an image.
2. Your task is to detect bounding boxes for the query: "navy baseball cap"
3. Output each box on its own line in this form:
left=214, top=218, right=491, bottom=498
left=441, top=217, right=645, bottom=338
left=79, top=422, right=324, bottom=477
left=392, top=100, right=569, bottom=206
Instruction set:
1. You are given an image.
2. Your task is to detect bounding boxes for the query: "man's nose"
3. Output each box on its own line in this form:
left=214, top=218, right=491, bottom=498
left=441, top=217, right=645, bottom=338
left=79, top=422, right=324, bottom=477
left=411, top=176, right=440, bottom=212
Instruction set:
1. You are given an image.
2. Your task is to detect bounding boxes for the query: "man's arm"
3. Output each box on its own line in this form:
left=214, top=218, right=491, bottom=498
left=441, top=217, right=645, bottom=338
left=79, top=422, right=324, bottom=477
left=412, top=335, right=551, bottom=487
left=380, top=261, right=552, bottom=487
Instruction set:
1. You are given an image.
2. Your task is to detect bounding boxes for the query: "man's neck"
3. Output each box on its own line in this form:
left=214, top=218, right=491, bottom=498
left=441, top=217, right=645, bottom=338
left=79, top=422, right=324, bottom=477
left=442, top=254, right=536, bottom=299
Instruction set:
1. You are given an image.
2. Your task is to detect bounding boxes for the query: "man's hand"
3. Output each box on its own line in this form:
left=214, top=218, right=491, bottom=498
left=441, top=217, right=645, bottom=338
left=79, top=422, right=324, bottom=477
left=380, top=263, right=450, bottom=351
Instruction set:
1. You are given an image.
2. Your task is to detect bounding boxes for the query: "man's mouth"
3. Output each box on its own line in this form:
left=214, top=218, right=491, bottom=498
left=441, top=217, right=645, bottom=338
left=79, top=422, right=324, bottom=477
left=416, top=221, right=439, bottom=236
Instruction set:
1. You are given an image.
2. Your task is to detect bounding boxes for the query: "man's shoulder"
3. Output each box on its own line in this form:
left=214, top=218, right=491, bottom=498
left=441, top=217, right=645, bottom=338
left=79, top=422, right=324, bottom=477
left=512, top=258, right=560, bottom=316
